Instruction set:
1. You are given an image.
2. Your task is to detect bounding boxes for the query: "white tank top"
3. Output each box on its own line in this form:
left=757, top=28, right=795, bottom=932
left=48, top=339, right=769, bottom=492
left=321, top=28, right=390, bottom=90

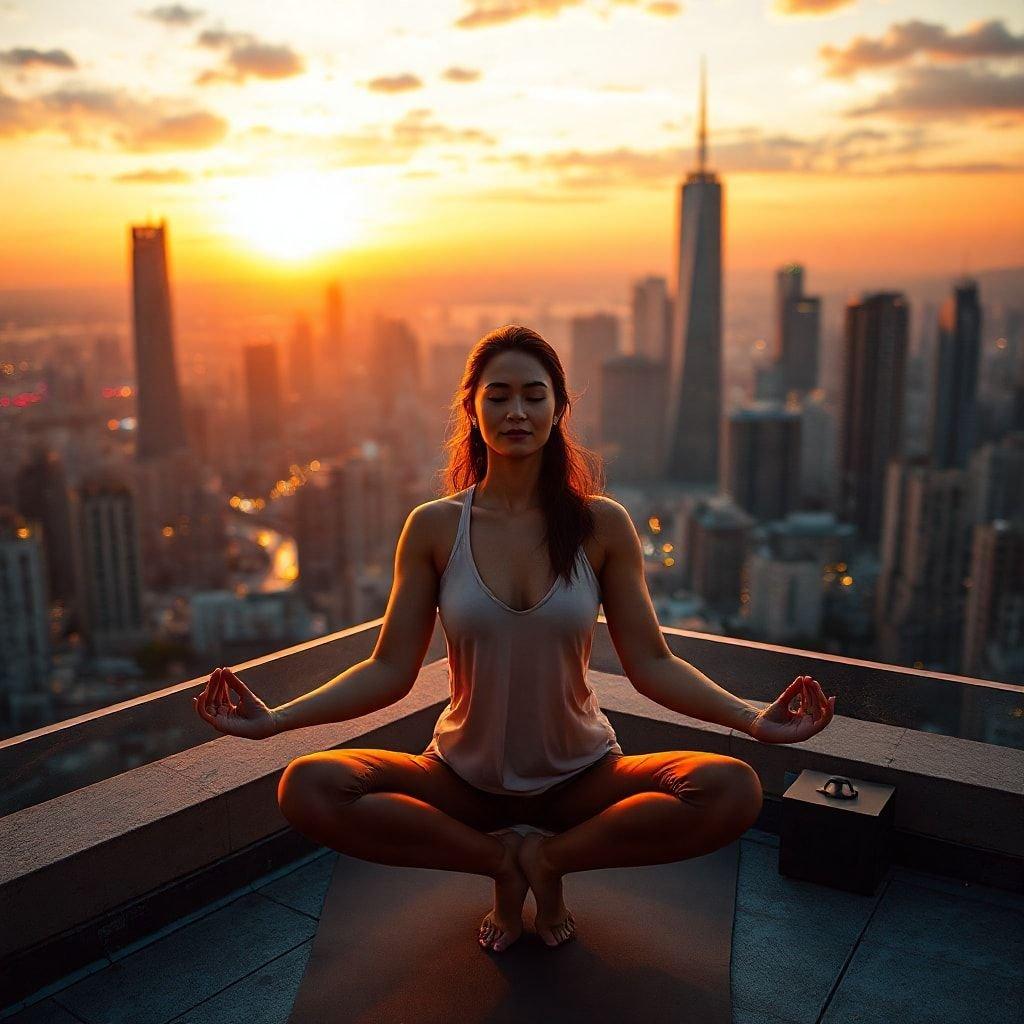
left=424, top=483, right=622, bottom=795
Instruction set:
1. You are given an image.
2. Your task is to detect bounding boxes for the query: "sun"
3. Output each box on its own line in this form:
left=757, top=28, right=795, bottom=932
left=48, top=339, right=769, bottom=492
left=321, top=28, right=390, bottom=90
left=217, top=170, right=374, bottom=261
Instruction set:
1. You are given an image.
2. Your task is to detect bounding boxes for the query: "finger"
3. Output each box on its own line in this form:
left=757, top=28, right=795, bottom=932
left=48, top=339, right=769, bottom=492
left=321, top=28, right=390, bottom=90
left=812, top=680, right=829, bottom=718
left=225, top=668, right=253, bottom=702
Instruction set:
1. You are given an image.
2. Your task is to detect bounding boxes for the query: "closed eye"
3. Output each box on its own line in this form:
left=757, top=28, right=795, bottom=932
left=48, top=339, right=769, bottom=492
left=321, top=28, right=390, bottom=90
left=488, top=397, right=544, bottom=402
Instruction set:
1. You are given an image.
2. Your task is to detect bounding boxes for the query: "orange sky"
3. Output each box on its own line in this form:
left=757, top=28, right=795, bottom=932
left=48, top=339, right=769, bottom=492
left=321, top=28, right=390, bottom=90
left=1, top=0, right=1022, bottom=298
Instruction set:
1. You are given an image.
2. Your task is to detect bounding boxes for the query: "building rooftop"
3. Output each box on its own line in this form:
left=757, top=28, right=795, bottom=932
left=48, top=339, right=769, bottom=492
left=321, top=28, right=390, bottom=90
left=2, top=619, right=1022, bottom=1023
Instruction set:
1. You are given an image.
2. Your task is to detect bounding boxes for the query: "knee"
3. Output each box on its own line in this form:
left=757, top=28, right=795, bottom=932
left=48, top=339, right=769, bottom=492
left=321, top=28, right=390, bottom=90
left=277, top=754, right=368, bottom=824
left=667, top=755, right=763, bottom=826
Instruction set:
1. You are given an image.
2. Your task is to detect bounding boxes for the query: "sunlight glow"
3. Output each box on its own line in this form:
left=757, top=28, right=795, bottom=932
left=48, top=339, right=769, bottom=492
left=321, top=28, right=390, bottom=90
left=216, top=170, right=374, bottom=261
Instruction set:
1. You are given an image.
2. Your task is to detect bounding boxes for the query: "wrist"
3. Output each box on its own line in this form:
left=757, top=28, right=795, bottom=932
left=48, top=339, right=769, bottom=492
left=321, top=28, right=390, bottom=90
left=736, top=703, right=761, bottom=736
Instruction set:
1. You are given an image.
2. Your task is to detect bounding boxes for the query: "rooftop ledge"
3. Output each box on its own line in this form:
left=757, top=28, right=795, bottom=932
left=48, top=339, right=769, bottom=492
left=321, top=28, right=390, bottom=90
left=2, top=618, right=1022, bottom=1013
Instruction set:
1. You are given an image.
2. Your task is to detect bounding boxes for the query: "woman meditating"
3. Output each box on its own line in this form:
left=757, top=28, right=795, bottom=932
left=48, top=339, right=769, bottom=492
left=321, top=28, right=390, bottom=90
left=193, top=324, right=836, bottom=954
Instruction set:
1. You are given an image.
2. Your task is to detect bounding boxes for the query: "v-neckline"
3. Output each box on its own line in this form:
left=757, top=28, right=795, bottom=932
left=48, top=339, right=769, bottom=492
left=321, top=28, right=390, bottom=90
left=465, top=483, right=560, bottom=615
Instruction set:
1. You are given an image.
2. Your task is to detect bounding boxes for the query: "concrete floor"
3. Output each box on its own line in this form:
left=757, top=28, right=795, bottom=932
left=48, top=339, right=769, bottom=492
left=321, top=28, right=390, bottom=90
left=3, top=828, right=1022, bottom=1024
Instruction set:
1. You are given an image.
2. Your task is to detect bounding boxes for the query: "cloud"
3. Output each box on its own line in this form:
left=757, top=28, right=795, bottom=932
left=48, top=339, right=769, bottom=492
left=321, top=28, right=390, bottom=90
left=821, top=18, right=1024, bottom=77
left=236, top=110, right=496, bottom=169
left=0, top=47, right=76, bottom=70
left=366, top=73, right=423, bottom=93
left=113, top=167, right=192, bottom=183
left=773, top=0, right=855, bottom=16
left=0, top=85, right=228, bottom=150
left=142, top=4, right=203, bottom=26
left=489, top=124, right=1017, bottom=188
left=195, top=28, right=304, bottom=84
left=442, top=66, right=481, bottom=83
left=845, top=64, right=1024, bottom=121
left=455, top=0, right=674, bottom=29
left=391, top=107, right=495, bottom=145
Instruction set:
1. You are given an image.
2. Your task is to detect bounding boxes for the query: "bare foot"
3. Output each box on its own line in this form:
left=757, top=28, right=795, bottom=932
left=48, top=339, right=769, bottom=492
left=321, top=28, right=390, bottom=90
left=517, top=833, right=576, bottom=947
left=478, top=831, right=529, bottom=953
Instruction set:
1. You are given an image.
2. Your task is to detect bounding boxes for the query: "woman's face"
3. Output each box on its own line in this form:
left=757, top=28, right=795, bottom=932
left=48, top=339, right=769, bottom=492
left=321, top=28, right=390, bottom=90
left=473, top=350, right=558, bottom=455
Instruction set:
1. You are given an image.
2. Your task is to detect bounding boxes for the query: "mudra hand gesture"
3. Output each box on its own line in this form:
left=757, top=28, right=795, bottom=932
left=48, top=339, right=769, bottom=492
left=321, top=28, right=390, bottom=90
left=193, top=666, right=279, bottom=740
left=748, top=675, right=835, bottom=745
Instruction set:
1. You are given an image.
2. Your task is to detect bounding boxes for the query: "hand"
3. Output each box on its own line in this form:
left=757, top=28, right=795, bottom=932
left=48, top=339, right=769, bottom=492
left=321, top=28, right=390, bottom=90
left=748, top=675, right=835, bottom=745
left=193, top=666, right=279, bottom=740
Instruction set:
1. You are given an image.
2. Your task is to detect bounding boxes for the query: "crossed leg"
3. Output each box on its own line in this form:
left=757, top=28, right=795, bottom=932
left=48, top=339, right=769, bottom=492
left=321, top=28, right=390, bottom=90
left=276, top=747, right=764, bottom=952
left=277, top=748, right=533, bottom=951
left=517, top=750, right=765, bottom=947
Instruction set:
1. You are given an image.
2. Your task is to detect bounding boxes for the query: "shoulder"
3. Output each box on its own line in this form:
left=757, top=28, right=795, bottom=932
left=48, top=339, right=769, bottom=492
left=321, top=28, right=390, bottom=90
left=589, top=495, right=633, bottom=535
left=588, top=496, right=639, bottom=564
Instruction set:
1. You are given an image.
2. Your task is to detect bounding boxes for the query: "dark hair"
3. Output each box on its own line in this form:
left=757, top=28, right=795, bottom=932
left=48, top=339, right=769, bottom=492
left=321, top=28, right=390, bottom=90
left=435, top=323, right=606, bottom=588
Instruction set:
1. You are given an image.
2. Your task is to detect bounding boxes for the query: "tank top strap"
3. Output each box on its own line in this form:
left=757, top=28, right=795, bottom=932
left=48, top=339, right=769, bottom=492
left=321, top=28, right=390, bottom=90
left=457, top=483, right=475, bottom=545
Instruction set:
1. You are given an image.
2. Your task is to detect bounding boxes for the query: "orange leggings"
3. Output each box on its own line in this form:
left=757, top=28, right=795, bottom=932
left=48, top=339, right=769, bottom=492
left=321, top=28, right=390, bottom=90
left=280, top=745, right=763, bottom=838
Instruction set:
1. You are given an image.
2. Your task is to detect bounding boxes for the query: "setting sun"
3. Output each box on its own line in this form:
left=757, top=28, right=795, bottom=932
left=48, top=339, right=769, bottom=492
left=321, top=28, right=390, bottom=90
left=215, top=170, right=374, bottom=261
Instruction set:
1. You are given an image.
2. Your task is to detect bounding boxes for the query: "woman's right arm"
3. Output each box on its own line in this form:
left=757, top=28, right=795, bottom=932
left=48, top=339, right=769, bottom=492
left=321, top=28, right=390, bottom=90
left=272, top=502, right=440, bottom=733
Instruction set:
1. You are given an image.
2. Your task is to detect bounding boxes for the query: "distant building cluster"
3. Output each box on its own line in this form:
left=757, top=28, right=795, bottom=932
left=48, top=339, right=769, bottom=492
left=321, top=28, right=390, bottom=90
left=1, top=66, right=1022, bottom=758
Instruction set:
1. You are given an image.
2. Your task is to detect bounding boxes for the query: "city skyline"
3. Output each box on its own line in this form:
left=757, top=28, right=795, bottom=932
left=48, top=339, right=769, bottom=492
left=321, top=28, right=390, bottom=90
left=0, top=0, right=1021, bottom=302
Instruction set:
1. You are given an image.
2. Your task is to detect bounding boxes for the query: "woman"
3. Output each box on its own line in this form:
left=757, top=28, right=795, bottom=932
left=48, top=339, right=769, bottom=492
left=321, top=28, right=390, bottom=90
left=193, top=324, right=836, bottom=954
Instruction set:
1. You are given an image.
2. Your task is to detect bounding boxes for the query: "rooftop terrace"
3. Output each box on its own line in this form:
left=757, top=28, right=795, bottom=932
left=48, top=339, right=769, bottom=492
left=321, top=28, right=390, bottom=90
left=2, top=618, right=1022, bottom=1023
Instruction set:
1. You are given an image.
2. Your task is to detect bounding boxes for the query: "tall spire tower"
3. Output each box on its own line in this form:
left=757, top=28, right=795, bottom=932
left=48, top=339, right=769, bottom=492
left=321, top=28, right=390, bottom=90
left=663, top=56, right=723, bottom=487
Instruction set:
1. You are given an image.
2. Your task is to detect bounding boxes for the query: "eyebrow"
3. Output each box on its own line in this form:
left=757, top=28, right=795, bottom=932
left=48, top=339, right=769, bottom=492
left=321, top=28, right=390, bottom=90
left=483, top=381, right=548, bottom=389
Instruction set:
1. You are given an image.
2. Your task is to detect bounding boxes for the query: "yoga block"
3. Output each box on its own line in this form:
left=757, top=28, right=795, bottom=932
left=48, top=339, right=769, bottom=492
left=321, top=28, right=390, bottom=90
left=778, top=769, right=896, bottom=896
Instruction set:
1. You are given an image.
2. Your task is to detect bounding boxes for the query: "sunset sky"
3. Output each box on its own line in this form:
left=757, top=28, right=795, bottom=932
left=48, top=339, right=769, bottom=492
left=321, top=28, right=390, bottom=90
left=1, top=0, right=1022, bottom=302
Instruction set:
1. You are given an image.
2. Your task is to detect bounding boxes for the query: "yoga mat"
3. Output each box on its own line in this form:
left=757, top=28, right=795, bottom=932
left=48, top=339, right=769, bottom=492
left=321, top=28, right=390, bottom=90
left=286, top=838, right=739, bottom=1024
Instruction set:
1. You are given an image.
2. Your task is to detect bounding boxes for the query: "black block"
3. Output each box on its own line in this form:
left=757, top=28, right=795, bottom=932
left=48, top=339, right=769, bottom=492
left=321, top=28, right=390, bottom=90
left=779, top=769, right=896, bottom=896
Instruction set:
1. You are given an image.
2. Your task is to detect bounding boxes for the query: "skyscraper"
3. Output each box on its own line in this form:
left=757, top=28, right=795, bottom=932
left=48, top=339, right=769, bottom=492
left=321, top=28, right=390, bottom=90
left=569, top=312, right=620, bottom=448
left=839, top=292, right=909, bottom=544
left=131, top=221, right=189, bottom=461
left=243, top=342, right=285, bottom=448
left=664, top=56, right=723, bottom=486
left=631, top=276, right=671, bottom=363
left=775, top=264, right=821, bottom=398
left=929, top=279, right=982, bottom=469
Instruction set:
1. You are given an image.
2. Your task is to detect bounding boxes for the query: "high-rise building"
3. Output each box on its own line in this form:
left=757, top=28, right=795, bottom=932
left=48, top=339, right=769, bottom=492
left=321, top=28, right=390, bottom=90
left=631, top=276, right=671, bottom=363
left=798, top=391, right=838, bottom=511
left=664, top=57, right=723, bottom=486
left=722, top=401, right=802, bottom=522
left=15, top=448, right=76, bottom=603
left=243, top=342, right=285, bottom=448
left=774, top=264, right=803, bottom=361
left=875, top=456, right=970, bottom=671
left=962, top=520, right=1024, bottom=681
left=131, top=221, right=189, bottom=461
left=569, top=313, right=619, bottom=448
left=0, top=508, right=51, bottom=728
left=685, top=496, right=754, bottom=615
left=70, top=473, right=147, bottom=657
left=600, top=354, right=666, bottom=483
left=839, top=292, right=909, bottom=544
left=772, top=264, right=821, bottom=397
left=287, top=314, right=316, bottom=407
left=929, top=279, right=982, bottom=470
left=966, top=432, right=1024, bottom=525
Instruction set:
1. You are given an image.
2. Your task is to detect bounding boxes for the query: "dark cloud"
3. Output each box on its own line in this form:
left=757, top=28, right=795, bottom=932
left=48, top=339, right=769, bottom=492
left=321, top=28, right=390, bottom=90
left=114, top=167, right=193, bottom=183
left=442, top=66, right=481, bottom=83
left=143, top=5, right=203, bottom=26
left=195, top=28, right=304, bottom=84
left=366, top=73, right=423, bottom=93
left=0, top=85, right=228, bottom=150
left=772, top=0, right=855, bottom=15
left=821, top=18, right=1024, bottom=77
left=455, top=0, right=672, bottom=29
left=0, top=47, right=76, bottom=70
left=846, top=64, right=1024, bottom=121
